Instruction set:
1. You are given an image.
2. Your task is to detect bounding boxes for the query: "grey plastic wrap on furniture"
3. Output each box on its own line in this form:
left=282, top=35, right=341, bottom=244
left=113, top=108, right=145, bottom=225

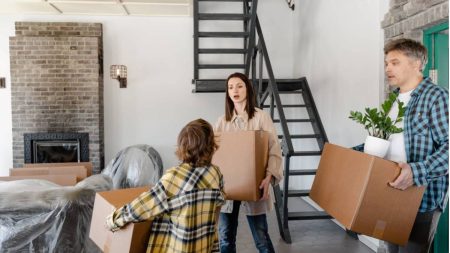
left=102, top=144, right=163, bottom=189
left=0, top=174, right=112, bottom=253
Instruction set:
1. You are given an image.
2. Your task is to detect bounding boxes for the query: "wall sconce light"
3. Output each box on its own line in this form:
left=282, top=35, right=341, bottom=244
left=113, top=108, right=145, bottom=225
left=0, top=77, right=5, bottom=88
left=110, top=65, right=127, bottom=88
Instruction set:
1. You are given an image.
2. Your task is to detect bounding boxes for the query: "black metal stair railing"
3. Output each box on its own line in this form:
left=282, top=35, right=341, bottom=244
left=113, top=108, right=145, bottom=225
left=242, top=0, right=295, bottom=242
left=193, top=0, right=331, bottom=244
left=243, top=1, right=330, bottom=243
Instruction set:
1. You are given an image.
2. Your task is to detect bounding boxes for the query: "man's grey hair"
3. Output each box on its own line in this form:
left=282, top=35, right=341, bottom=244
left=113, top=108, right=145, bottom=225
left=384, top=38, right=428, bottom=71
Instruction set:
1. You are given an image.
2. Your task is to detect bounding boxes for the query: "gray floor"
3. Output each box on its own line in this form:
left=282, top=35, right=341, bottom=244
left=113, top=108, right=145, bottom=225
left=235, top=198, right=375, bottom=253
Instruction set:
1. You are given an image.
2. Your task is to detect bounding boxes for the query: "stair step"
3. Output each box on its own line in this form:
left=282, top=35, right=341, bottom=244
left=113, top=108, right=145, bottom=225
left=289, top=169, right=317, bottom=176
left=198, top=48, right=247, bottom=54
left=262, top=104, right=307, bottom=108
left=291, top=151, right=322, bottom=156
left=192, top=79, right=225, bottom=93
left=287, top=189, right=309, bottom=197
left=279, top=91, right=302, bottom=94
left=272, top=119, right=313, bottom=123
left=198, top=32, right=249, bottom=38
left=278, top=134, right=322, bottom=139
left=192, top=78, right=304, bottom=93
left=198, top=13, right=250, bottom=20
left=198, top=0, right=243, bottom=1
left=288, top=211, right=332, bottom=220
left=198, top=64, right=245, bottom=69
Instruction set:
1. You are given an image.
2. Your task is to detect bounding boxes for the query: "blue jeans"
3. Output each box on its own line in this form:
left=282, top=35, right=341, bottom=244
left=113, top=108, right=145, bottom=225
left=219, top=201, right=275, bottom=253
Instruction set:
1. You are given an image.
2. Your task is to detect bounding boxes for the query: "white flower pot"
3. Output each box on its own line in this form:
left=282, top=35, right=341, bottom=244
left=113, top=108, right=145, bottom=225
left=364, top=135, right=390, bottom=158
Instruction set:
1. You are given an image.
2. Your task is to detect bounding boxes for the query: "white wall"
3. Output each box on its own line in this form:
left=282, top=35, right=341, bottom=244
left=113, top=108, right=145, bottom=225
left=292, top=0, right=389, bottom=250
left=0, top=0, right=294, bottom=175
left=0, top=19, right=13, bottom=176
left=286, top=0, right=389, bottom=191
left=293, top=0, right=388, bottom=147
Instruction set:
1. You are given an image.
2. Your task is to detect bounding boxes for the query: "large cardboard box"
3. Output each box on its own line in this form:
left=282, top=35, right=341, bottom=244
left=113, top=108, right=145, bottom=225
left=90, top=186, right=153, bottom=253
left=10, top=166, right=88, bottom=182
left=24, top=162, right=93, bottom=176
left=0, top=174, right=77, bottom=186
left=310, top=143, right=425, bottom=245
left=212, top=130, right=269, bottom=201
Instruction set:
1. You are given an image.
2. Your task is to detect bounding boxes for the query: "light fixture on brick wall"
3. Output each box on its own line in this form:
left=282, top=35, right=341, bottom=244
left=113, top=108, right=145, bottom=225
left=0, top=77, right=5, bottom=88
left=110, top=65, right=127, bottom=88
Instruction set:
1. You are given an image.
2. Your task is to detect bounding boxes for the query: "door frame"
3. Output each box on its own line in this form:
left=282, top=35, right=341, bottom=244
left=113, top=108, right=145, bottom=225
left=423, top=21, right=448, bottom=78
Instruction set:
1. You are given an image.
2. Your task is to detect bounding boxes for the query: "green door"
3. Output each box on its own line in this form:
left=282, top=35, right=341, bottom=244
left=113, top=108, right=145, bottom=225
left=424, top=22, right=449, bottom=253
left=424, top=22, right=449, bottom=90
left=434, top=206, right=449, bottom=253
left=434, top=33, right=448, bottom=89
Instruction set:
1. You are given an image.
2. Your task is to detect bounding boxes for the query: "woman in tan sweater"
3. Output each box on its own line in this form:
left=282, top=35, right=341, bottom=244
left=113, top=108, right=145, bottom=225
left=215, top=72, right=283, bottom=253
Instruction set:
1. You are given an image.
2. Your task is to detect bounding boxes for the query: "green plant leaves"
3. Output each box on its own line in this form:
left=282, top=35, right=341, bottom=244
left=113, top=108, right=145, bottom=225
left=348, top=92, right=406, bottom=140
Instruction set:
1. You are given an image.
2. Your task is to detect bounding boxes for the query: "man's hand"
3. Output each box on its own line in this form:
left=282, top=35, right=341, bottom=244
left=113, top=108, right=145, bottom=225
left=259, top=174, right=272, bottom=201
left=389, top=162, right=414, bottom=190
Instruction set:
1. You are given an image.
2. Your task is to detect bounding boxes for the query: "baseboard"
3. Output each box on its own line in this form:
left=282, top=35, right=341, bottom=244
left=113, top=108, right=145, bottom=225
left=302, top=197, right=379, bottom=252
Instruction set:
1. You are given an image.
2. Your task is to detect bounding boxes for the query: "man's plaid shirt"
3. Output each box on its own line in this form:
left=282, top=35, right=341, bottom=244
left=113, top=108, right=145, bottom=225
left=355, top=77, right=448, bottom=212
left=404, top=78, right=448, bottom=212
left=107, top=163, right=226, bottom=253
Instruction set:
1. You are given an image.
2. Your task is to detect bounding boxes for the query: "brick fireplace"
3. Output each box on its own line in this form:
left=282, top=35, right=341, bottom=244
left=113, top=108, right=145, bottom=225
left=9, top=22, right=104, bottom=173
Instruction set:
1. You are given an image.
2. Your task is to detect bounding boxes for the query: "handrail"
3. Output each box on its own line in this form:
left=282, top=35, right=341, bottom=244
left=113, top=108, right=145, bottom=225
left=243, top=0, right=297, bottom=241
left=244, top=0, right=258, bottom=76
left=244, top=0, right=294, bottom=155
left=285, top=0, right=295, bottom=10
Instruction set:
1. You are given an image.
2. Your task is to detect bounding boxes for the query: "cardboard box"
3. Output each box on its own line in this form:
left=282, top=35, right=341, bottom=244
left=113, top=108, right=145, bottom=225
left=212, top=130, right=269, bottom=201
left=24, top=162, right=93, bottom=176
left=0, top=174, right=77, bottom=186
left=10, top=166, right=87, bottom=182
left=90, top=186, right=153, bottom=253
left=310, top=143, right=425, bottom=245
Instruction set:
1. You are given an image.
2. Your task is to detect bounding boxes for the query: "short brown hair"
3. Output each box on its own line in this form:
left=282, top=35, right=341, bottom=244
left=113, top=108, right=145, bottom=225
left=225, top=72, right=257, bottom=121
left=384, top=38, right=428, bottom=70
left=175, top=118, right=218, bottom=168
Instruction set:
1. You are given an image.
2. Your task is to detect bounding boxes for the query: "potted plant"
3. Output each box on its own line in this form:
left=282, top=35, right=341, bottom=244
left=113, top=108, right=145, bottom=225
left=349, top=92, right=406, bottom=158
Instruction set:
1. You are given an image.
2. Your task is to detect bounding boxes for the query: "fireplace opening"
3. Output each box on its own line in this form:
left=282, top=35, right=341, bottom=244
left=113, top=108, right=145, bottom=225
left=24, top=133, right=89, bottom=164
left=34, top=140, right=80, bottom=163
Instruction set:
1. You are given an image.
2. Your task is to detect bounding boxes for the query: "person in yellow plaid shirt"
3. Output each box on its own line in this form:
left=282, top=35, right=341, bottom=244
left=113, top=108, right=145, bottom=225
left=106, top=118, right=226, bottom=253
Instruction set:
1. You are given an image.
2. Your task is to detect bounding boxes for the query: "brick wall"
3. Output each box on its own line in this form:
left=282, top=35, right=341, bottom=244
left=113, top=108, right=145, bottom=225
left=381, top=0, right=448, bottom=94
left=382, top=0, right=448, bottom=41
left=10, top=22, right=104, bottom=173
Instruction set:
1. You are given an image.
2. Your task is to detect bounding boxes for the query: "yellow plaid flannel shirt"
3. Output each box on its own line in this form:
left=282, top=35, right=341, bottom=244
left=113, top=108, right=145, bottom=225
left=106, top=163, right=226, bottom=253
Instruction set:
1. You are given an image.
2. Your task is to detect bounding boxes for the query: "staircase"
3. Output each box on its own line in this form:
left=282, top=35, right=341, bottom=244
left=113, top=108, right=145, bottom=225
left=193, top=0, right=331, bottom=243
left=263, top=78, right=331, bottom=243
left=193, top=0, right=255, bottom=92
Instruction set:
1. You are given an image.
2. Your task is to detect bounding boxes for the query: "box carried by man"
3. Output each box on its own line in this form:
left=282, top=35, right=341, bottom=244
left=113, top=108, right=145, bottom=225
left=310, top=143, right=425, bottom=245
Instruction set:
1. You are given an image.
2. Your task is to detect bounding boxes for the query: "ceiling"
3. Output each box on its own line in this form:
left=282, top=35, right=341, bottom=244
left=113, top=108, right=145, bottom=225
left=0, top=0, right=192, bottom=17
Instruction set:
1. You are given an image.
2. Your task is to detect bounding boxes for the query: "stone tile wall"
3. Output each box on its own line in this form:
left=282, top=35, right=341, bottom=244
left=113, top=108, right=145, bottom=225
left=10, top=22, right=104, bottom=173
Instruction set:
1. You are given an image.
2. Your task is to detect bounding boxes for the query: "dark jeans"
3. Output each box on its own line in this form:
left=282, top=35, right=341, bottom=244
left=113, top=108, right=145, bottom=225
left=219, top=201, right=275, bottom=253
left=386, top=209, right=442, bottom=253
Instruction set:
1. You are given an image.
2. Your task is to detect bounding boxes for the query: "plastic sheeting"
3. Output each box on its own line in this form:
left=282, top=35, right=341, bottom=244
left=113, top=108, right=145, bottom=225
left=102, top=144, right=163, bottom=189
left=0, top=144, right=163, bottom=252
left=0, top=174, right=112, bottom=253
